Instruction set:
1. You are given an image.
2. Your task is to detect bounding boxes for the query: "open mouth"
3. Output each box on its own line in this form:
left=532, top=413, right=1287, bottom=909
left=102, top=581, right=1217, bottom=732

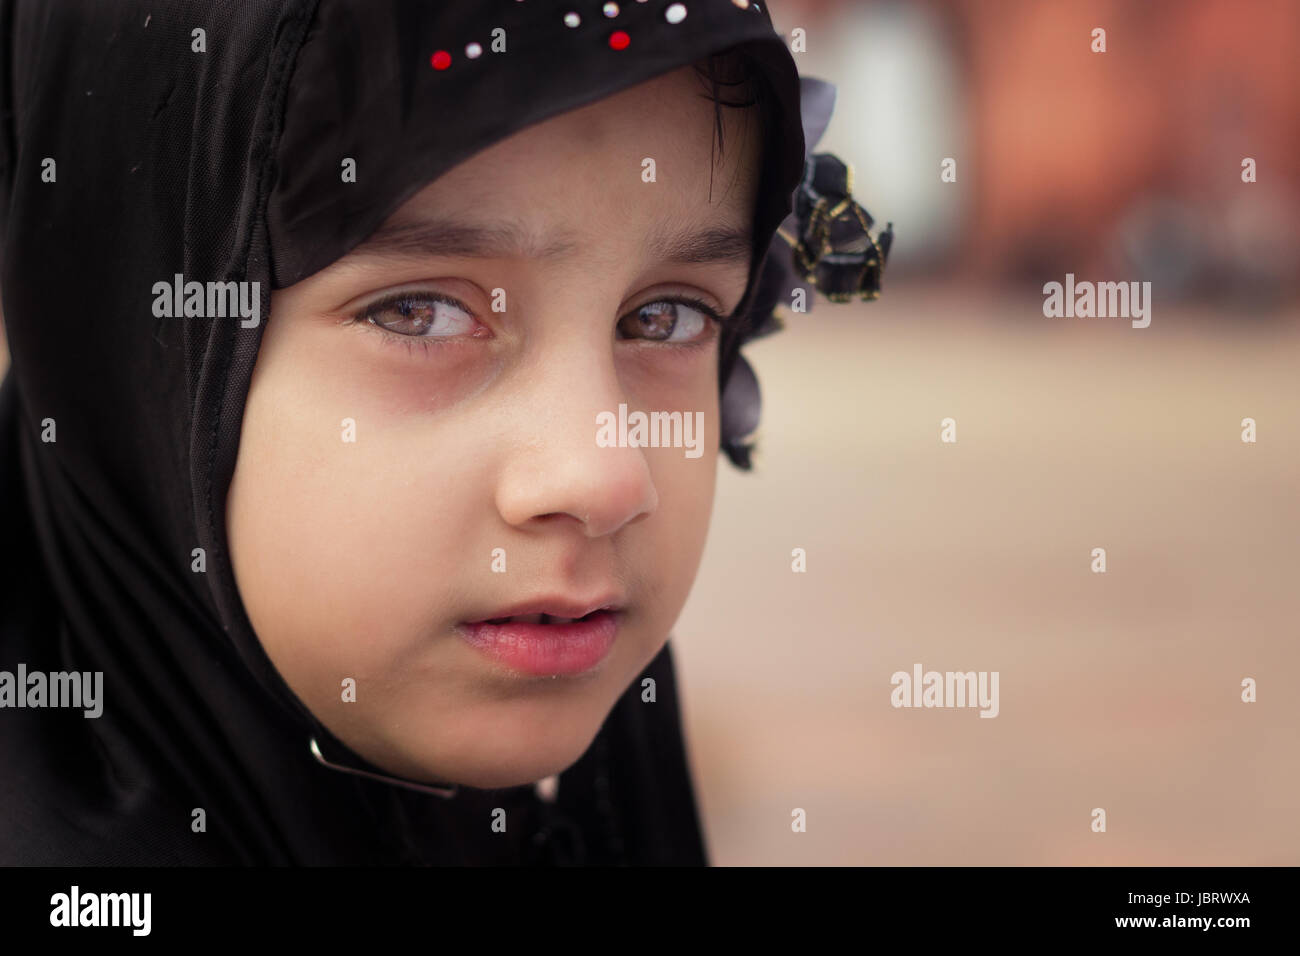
left=459, top=607, right=621, bottom=676
left=480, top=611, right=603, bottom=626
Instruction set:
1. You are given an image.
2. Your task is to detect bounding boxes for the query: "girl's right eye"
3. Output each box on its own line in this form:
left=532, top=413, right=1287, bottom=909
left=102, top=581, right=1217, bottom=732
left=358, top=292, right=482, bottom=338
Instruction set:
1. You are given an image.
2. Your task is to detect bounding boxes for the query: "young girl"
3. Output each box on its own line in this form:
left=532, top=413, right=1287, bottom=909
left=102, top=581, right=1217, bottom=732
left=0, top=0, right=888, bottom=864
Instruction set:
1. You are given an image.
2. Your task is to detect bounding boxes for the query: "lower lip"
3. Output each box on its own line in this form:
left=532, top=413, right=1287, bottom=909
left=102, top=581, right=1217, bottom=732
left=457, top=612, right=620, bottom=676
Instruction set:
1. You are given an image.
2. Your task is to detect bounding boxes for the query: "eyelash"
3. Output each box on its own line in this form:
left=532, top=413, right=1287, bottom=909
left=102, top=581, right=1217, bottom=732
left=344, top=290, right=730, bottom=357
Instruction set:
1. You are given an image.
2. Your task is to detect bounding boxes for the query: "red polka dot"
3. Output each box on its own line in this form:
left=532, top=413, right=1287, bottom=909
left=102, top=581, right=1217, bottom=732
left=431, top=50, right=451, bottom=70
left=609, top=30, right=630, bottom=50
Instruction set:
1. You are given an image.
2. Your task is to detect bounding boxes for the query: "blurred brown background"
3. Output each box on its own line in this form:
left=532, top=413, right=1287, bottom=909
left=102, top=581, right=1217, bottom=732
left=3, top=0, right=1296, bottom=866
left=672, top=0, right=1300, bottom=865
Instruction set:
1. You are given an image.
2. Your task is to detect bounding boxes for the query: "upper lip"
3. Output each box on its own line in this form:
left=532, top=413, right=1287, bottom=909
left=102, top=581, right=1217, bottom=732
left=465, top=594, right=624, bottom=623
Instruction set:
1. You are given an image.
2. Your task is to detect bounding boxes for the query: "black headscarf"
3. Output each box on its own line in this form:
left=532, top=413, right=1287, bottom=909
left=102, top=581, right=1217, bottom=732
left=0, top=0, right=887, bottom=865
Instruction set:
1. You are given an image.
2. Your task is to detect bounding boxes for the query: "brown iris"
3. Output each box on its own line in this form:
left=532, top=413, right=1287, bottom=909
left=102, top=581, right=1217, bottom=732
left=381, top=301, right=439, bottom=336
left=618, top=301, right=679, bottom=341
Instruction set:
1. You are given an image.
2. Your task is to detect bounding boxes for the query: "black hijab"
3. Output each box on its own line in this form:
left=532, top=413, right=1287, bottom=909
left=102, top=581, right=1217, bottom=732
left=0, top=0, right=886, bottom=865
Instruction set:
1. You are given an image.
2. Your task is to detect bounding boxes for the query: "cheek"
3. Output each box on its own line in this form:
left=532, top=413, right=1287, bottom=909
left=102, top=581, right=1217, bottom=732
left=636, top=385, right=720, bottom=616
left=226, top=320, right=491, bottom=697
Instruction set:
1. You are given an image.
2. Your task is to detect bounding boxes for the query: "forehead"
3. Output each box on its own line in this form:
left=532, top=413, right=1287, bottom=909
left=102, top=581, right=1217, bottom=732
left=349, top=64, right=764, bottom=268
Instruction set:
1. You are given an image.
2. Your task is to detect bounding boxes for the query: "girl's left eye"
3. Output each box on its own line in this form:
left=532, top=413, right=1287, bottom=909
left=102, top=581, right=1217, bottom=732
left=616, top=296, right=724, bottom=344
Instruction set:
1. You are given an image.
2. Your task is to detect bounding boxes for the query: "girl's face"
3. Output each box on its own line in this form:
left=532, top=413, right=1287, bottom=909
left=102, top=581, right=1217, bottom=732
left=226, top=64, right=762, bottom=788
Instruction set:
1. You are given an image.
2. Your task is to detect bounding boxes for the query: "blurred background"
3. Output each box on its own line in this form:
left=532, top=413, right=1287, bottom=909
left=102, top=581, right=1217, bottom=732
left=672, top=0, right=1300, bottom=864
left=1, top=0, right=1296, bottom=866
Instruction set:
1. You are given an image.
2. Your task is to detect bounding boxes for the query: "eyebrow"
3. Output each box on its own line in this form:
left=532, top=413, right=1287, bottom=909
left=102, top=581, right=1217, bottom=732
left=344, top=216, right=755, bottom=268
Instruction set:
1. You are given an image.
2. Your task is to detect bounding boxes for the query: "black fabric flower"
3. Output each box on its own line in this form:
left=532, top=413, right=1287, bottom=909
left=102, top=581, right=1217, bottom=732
left=788, top=152, right=894, bottom=302
left=720, top=145, right=894, bottom=469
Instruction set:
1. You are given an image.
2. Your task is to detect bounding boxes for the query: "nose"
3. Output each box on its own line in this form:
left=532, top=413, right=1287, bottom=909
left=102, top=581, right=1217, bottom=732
left=494, top=344, right=658, bottom=539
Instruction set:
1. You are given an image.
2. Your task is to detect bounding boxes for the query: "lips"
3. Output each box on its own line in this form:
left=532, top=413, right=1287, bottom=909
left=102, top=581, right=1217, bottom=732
left=466, top=596, right=622, bottom=627
left=482, top=612, right=592, bottom=626
left=459, top=595, right=624, bottom=676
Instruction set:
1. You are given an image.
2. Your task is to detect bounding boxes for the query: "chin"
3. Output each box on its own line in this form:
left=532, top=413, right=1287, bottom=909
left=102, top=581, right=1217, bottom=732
left=365, top=712, right=607, bottom=791
left=440, top=755, right=582, bottom=791
left=391, top=740, right=596, bottom=791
